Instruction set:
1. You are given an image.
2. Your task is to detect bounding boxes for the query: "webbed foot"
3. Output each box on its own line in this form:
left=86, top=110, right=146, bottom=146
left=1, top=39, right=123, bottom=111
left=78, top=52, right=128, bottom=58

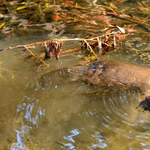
left=136, top=96, right=150, bottom=112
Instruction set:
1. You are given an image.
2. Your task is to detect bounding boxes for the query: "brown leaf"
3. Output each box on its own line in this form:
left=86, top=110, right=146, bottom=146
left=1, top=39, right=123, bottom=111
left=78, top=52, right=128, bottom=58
left=90, top=20, right=98, bottom=25
left=138, top=6, right=150, bottom=12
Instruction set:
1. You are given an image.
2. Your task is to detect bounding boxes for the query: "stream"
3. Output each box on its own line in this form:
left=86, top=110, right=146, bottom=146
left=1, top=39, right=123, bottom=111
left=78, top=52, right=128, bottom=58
left=0, top=0, right=150, bottom=149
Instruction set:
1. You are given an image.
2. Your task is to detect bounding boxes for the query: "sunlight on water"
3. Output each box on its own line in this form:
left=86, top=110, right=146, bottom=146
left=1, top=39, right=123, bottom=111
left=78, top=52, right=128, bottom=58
left=10, top=126, right=30, bottom=150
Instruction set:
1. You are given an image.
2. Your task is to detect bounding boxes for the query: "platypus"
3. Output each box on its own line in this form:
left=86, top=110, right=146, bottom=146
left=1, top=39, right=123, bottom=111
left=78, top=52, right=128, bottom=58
left=81, top=60, right=150, bottom=111
left=41, top=60, right=150, bottom=112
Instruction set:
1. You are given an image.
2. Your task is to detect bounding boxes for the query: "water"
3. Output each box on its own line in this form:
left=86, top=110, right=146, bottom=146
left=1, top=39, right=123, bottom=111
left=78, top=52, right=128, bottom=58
left=0, top=0, right=150, bottom=149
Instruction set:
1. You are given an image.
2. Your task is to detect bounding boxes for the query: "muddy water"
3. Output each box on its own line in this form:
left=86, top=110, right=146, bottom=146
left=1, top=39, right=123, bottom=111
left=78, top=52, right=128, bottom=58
left=1, top=36, right=150, bottom=150
left=0, top=0, right=150, bottom=150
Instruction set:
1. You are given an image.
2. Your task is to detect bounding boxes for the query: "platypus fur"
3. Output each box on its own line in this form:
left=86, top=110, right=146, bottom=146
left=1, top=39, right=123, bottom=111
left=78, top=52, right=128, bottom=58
left=82, top=60, right=150, bottom=112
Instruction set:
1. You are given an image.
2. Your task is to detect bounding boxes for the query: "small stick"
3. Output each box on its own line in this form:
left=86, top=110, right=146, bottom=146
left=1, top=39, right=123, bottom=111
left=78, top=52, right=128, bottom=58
left=24, top=46, right=35, bottom=56
left=56, top=141, right=71, bottom=149
left=24, top=46, right=49, bottom=67
left=97, top=37, right=102, bottom=55
left=83, top=40, right=98, bottom=60
left=0, top=30, right=126, bottom=51
left=61, top=48, right=79, bottom=54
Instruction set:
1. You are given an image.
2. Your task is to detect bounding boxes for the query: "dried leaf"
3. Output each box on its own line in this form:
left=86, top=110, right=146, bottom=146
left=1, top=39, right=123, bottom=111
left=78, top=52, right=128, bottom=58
left=64, top=1, right=74, bottom=5
left=90, top=20, right=98, bottom=25
left=113, top=34, right=116, bottom=47
left=10, top=73, right=14, bottom=80
left=106, top=29, right=111, bottom=35
left=53, top=13, right=61, bottom=22
left=110, top=3, right=117, bottom=9
left=6, top=34, right=11, bottom=42
left=137, top=2, right=144, bottom=7
left=138, top=6, right=150, bottom=12
left=85, top=55, right=97, bottom=60
left=96, top=16, right=113, bottom=27
left=0, top=22, right=5, bottom=29
left=86, top=29, right=97, bottom=32
left=46, top=3, right=49, bottom=8
left=24, top=21, right=33, bottom=28
left=116, top=25, right=125, bottom=33
left=17, top=5, right=27, bottom=10
left=116, top=33, right=126, bottom=40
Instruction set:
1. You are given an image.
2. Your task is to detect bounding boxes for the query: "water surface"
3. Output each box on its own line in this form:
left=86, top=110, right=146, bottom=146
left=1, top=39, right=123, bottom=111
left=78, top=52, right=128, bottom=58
left=0, top=0, right=150, bottom=149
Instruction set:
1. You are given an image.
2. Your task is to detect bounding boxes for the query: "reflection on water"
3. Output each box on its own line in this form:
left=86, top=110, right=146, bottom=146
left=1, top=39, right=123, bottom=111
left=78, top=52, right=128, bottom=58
left=20, top=98, right=45, bottom=127
left=10, top=68, right=150, bottom=149
left=10, top=126, right=30, bottom=150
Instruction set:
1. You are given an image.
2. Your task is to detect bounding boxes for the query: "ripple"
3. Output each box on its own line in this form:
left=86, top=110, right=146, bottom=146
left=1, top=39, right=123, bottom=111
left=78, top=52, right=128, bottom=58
left=78, top=86, right=150, bottom=149
left=13, top=72, right=150, bottom=149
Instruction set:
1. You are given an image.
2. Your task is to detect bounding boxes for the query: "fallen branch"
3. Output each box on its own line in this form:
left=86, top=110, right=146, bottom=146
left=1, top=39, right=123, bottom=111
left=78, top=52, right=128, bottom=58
left=0, top=25, right=133, bottom=67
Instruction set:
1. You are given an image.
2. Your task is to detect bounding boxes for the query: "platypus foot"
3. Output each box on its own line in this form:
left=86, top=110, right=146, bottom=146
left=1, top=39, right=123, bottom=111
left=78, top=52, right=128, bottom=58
left=137, top=96, right=150, bottom=112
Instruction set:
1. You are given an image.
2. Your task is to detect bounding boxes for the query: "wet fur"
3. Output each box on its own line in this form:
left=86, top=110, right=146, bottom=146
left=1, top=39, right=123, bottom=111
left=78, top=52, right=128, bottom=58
left=83, top=61, right=150, bottom=111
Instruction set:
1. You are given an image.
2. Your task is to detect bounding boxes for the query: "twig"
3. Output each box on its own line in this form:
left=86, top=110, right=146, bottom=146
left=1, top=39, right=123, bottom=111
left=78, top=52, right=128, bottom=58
left=61, top=48, right=79, bottom=54
left=0, top=28, right=131, bottom=68
left=56, top=141, right=71, bottom=149
left=24, top=46, right=49, bottom=67
left=83, top=39, right=98, bottom=59
left=0, top=30, right=124, bottom=52
left=24, top=46, right=35, bottom=56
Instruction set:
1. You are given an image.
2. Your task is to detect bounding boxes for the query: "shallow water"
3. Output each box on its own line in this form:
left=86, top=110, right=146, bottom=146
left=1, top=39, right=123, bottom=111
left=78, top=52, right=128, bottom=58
left=0, top=0, right=150, bottom=150
left=2, top=38, right=150, bottom=150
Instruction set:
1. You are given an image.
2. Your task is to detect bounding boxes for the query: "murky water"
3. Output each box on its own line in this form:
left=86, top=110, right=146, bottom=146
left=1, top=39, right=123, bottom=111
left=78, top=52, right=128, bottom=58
left=0, top=0, right=150, bottom=150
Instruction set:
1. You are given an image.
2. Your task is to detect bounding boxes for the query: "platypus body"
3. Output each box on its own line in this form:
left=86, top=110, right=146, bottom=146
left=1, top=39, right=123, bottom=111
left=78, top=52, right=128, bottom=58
left=84, top=61, right=150, bottom=90
left=42, top=60, right=150, bottom=111
left=83, top=60, right=150, bottom=111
